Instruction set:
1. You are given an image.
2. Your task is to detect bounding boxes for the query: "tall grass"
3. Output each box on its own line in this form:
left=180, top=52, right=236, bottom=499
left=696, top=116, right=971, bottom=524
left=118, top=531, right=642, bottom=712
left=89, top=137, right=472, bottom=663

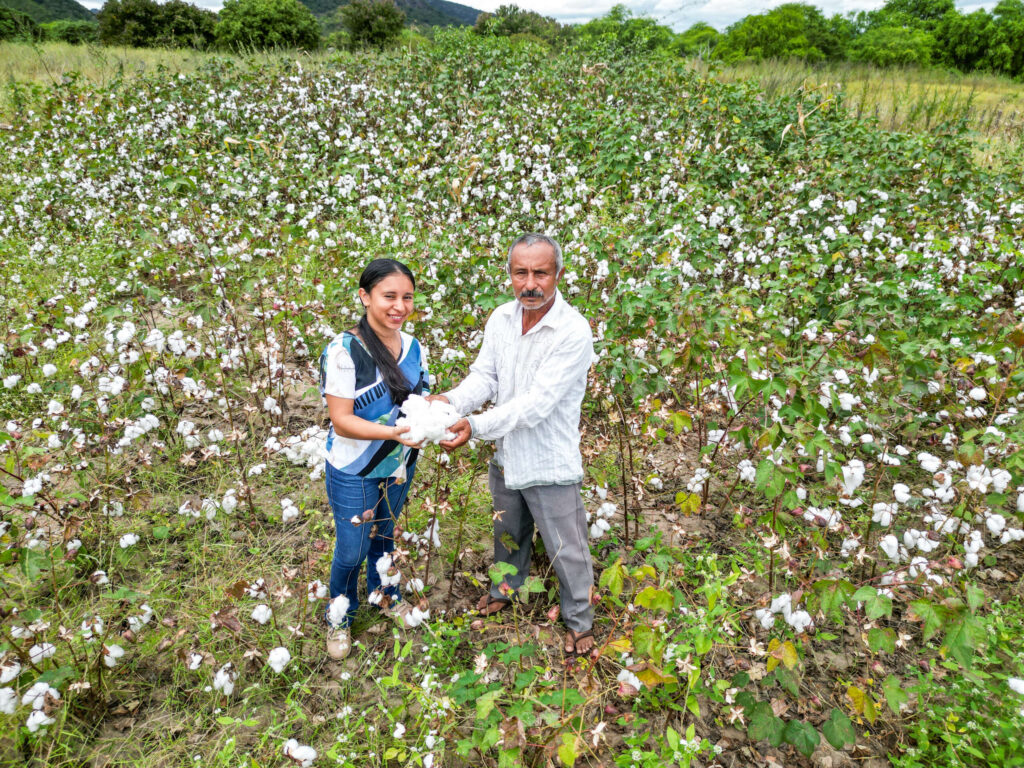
left=710, top=58, right=1024, bottom=159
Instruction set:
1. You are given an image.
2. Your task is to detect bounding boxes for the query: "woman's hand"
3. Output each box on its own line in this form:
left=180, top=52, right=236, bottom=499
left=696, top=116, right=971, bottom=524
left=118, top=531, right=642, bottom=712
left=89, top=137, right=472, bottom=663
left=392, top=425, right=423, bottom=448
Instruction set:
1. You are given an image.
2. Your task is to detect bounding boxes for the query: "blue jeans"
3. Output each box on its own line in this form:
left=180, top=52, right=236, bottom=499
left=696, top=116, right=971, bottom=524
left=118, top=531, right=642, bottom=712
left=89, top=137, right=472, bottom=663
left=324, top=462, right=416, bottom=627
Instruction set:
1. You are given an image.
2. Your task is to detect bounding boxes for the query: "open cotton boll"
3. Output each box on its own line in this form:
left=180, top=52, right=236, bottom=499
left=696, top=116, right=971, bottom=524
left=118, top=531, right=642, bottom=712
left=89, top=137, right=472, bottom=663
left=892, top=483, right=911, bottom=504
left=754, top=608, right=775, bottom=629
left=879, top=534, right=902, bottom=562
left=395, top=395, right=460, bottom=445
left=327, top=594, right=350, bottom=626
left=872, top=502, right=896, bottom=527
left=267, top=647, right=291, bottom=674
left=0, top=688, right=16, bottom=715
left=103, top=644, right=125, bottom=668
left=375, top=553, right=401, bottom=588
left=769, top=593, right=792, bottom=617
left=251, top=604, right=272, bottom=624
left=25, top=710, right=55, bottom=733
left=284, top=739, right=317, bottom=767
left=212, top=663, right=236, bottom=696
left=786, top=610, right=813, bottom=633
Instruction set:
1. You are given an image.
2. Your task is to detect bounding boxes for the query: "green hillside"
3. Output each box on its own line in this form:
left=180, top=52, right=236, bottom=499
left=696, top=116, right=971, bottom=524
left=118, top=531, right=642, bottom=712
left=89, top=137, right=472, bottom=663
left=303, top=0, right=479, bottom=27
left=0, top=0, right=93, bottom=23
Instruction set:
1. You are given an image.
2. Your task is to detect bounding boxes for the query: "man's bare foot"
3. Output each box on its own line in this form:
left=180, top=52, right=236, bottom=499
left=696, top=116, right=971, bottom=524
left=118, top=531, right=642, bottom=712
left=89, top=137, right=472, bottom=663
left=476, top=593, right=511, bottom=616
left=564, top=628, right=595, bottom=656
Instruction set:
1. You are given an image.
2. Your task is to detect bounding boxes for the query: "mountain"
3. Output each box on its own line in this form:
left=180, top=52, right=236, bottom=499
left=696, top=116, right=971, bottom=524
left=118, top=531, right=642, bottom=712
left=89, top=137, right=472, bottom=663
left=303, top=0, right=481, bottom=27
left=0, top=0, right=94, bottom=23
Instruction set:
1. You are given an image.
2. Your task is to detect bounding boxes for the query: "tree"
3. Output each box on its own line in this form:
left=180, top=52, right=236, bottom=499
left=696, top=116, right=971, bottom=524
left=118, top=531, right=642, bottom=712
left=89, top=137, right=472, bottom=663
left=868, top=0, right=955, bottom=31
left=473, top=4, right=563, bottom=44
left=98, top=0, right=216, bottom=48
left=848, top=24, right=935, bottom=66
left=715, top=3, right=846, bottom=63
left=575, top=5, right=675, bottom=57
left=934, top=9, right=993, bottom=71
left=984, top=0, right=1024, bottom=76
left=339, top=0, right=404, bottom=49
left=155, top=0, right=217, bottom=48
left=0, top=7, right=40, bottom=41
left=97, top=0, right=163, bottom=47
left=40, top=19, right=99, bottom=44
left=215, top=0, right=320, bottom=51
left=673, top=22, right=720, bottom=57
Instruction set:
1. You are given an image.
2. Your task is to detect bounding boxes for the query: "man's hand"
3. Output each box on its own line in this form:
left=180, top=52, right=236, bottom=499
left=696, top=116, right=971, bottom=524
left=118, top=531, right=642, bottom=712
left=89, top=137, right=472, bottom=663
left=424, top=394, right=450, bottom=405
left=440, top=418, right=472, bottom=451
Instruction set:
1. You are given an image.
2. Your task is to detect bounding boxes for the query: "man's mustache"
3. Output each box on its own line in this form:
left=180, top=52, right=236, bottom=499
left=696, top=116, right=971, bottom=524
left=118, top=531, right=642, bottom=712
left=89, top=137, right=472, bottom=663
left=519, top=289, right=545, bottom=299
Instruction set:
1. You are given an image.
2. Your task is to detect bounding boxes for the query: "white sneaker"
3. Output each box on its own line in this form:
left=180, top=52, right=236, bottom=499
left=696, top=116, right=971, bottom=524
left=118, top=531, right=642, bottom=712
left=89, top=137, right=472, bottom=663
left=326, top=626, right=351, bottom=659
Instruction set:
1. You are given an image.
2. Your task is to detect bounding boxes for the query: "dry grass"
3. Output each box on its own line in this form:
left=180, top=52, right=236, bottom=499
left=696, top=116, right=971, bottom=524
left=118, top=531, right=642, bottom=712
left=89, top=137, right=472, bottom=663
left=0, top=41, right=223, bottom=93
left=709, top=58, right=1024, bottom=163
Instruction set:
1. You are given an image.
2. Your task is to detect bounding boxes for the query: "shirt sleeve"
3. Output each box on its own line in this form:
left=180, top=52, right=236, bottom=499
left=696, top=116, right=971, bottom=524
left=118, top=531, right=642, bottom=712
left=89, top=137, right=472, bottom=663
left=444, top=312, right=501, bottom=415
left=322, top=341, right=356, bottom=399
left=470, top=322, right=593, bottom=441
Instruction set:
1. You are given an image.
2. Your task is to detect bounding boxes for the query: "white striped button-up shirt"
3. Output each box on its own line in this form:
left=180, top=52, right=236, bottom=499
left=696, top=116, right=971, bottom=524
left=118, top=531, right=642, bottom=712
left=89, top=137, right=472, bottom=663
left=445, top=290, right=594, bottom=490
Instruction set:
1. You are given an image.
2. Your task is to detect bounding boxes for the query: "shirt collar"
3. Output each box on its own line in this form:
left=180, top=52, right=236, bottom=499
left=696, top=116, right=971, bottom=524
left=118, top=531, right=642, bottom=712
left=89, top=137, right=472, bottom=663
left=514, top=289, right=566, bottom=334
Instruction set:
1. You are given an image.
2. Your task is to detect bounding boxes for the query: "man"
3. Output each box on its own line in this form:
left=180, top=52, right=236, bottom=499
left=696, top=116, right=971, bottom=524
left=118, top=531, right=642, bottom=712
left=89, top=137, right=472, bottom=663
left=431, top=233, right=596, bottom=656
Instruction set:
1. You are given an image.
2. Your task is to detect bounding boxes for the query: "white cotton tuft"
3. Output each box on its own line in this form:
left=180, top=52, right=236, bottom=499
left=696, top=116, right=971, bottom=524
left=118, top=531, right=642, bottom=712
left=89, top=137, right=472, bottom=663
left=968, top=387, right=987, bottom=401
left=879, top=534, right=902, bottom=562
left=327, top=594, right=350, bottom=626
left=251, top=604, right=273, bottom=624
left=103, top=644, right=125, bottom=668
left=284, top=738, right=318, bottom=767
left=0, top=688, right=16, bottom=715
left=267, top=647, right=291, bottom=674
left=394, top=395, right=460, bottom=445
left=1009, top=678, right=1024, bottom=696
left=212, top=663, right=236, bottom=696
left=892, top=483, right=911, bottom=504
left=375, top=553, right=401, bottom=587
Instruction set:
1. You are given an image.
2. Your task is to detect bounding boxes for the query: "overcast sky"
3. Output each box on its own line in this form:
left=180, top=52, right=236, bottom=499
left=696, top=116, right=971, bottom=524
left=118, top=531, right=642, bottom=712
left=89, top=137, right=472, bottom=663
left=80, top=0, right=998, bottom=32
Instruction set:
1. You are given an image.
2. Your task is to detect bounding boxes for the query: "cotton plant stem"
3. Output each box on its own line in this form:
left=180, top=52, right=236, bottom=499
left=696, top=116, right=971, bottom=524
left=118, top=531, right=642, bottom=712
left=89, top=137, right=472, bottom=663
left=614, top=396, right=632, bottom=548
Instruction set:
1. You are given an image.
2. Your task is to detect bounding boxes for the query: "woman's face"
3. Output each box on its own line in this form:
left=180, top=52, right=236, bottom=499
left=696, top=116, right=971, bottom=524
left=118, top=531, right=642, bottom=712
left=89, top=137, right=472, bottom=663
left=359, top=272, right=415, bottom=335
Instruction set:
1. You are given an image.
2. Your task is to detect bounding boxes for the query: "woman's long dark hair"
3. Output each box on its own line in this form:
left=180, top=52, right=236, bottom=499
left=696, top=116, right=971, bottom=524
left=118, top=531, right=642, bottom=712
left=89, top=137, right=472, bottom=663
left=355, top=258, right=416, bottom=406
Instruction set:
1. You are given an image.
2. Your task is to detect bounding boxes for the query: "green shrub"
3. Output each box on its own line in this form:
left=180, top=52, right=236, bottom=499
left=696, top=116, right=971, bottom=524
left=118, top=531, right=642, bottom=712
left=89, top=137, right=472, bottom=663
left=0, top=6, right=41, bottom=41
left=849, top=25, right=936, bottom=67
left=40, top=20, right=99, bottom=44
left=339, top=0, right=404, bottom=50
left=214, top=0, right=320, bottom=51
left=97, top=0, right=216, bottom=49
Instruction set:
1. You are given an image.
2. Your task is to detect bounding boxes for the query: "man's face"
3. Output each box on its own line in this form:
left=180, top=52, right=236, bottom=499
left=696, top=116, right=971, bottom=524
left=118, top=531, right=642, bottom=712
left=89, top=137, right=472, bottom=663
left=509, top=243, right=562, bottom=311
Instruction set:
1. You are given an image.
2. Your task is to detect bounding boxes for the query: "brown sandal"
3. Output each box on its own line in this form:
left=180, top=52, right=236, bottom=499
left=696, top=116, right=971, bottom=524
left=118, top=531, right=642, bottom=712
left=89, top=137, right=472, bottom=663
left=564, top=628, right=595, bottom=657
left=476, top=593, right=511, bottom=616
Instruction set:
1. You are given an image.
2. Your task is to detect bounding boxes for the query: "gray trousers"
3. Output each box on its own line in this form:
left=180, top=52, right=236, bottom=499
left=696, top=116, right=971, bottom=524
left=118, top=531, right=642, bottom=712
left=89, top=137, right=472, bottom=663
left=488, top=463, right=594, bottom=632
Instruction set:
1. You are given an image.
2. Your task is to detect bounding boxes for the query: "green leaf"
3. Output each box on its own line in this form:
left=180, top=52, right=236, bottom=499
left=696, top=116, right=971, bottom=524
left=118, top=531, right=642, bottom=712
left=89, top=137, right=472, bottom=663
left=216, top=716, right=236, bottom=725
left=634, top=586, right=673, bottom=612
left=488, top=561, right=518, bottom=585
left=35, top=666, right=75, bottom=687
left=853, top=586, right=892, bottom=620
left=598, top=559, right=625, bottom=598
left=19, top=548, right=51, bottom=582
left=823, top=708, right=856, bottom=749
left=783, top=719, right=820, bottom=757
left=965, top=584, right=985, bottom=613
left=747, top=702, right=785, bottom=746
left=665, top=726, right=680, bottom=751
left=910, top=598, right=943, bottom=642
left=943, top=614, right=984, bottom=669
left=152, top=526, right=170, bottom=540
left=557, top=733, right=579, bottom=767
left=881, top=675, right=908, bottom=715
left=475, top=689, right=501, bottom=723
left=867, top=627, right=896, bottom=654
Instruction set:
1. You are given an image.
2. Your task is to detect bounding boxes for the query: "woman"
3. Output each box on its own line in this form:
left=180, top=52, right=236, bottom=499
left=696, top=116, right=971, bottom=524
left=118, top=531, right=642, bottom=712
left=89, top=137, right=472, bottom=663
left=319, top=258, right=427, bottom=659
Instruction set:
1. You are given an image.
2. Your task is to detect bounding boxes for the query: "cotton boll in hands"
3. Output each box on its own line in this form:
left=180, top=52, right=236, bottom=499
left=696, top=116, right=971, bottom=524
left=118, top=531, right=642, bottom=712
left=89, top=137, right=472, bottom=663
left=395, top=395, right=460, bottom=444
left=284, top=739, right=318, bottom=767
